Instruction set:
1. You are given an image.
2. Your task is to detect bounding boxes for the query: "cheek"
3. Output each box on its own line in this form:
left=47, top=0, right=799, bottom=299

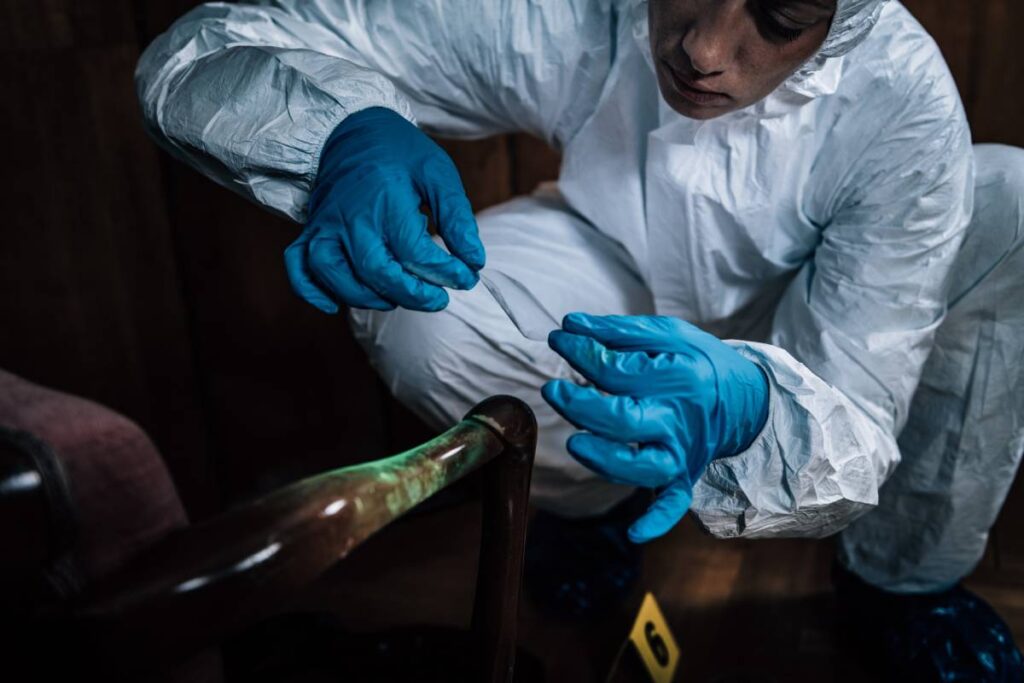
left=741, top=31, right=830, bottom=97
left=649, top=1, right=696, bottom=54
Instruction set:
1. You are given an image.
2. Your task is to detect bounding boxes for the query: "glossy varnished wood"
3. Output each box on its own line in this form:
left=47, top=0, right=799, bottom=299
left=470, top=397, right=538, bottom=682
left=59, top=397, right=535, bottom=679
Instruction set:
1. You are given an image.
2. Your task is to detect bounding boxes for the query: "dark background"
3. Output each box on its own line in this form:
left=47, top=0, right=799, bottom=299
left=0, top=0, right=1021, bottom=581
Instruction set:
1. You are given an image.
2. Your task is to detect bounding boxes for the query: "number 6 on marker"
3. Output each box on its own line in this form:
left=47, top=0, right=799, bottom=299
left=645, top=621, right=671, bottom=666
left=628, top=593, right=680, bottom=683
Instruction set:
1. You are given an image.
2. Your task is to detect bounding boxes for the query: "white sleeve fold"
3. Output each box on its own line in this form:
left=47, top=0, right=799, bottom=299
left=135, top=0, right=615, bottom=222
left=136, top=4, right=415, bottom=222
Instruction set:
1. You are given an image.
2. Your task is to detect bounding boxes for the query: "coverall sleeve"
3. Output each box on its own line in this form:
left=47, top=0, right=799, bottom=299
left=690, top=79, right=975, bottom=539
left=135, top=0, right=614, bottom=221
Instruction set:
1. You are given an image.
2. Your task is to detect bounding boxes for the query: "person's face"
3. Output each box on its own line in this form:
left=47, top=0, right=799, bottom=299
left=649, top=0, right=837, bottom=119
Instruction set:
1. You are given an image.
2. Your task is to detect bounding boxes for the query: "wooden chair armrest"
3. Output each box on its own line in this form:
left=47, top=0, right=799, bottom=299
left=471, top=397, right=537, bottom=682
left=63, top=396, right=536, bottom=677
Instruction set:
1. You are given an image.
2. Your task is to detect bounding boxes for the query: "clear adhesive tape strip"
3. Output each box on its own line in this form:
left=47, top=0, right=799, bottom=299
left=480, top=271, right=560, bottom=342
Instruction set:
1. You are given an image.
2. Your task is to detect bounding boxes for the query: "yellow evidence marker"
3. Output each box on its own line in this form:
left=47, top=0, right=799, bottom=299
left=627, top=592, right=680, bottom=683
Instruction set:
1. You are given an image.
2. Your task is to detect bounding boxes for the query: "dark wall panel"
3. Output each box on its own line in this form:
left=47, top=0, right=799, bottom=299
left=971, top=0, right=1024, bottom=147
left=131, top=0, right=413, bottom=505
left=0, top=1, right=213, bottom=515
left=159, top=166, right=393, bottom=504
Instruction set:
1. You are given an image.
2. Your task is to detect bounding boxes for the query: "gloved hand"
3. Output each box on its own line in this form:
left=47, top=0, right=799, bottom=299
left=285, top=107, right=485, bottom=313
left=542, top=313, right=769, bottom=543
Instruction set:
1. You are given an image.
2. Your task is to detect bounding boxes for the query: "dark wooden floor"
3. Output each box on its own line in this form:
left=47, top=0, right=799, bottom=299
left=294, top=489, right=1024, bottom=683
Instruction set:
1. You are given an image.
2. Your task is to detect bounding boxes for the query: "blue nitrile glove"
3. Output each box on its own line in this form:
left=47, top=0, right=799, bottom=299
left=542, top=313, right=770, bottom=543
left=285, top=107, right=485, bottom=313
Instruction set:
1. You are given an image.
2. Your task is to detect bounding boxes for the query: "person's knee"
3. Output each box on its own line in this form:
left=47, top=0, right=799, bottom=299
left=348, top=306, right=476, bottom=429
left=948, top=145, right=1024, bottom=300
left=348, top=282, right=564, bottom=430
left=976, top=144, right=1024, bottom=195
left=971, top=144, right=1024, bottom=248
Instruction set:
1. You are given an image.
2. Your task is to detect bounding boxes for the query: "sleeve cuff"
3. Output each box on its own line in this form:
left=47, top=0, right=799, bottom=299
left=305, top=98, right=418, bottom=198
left=294, top=84, right=417, bottom=223
left=690, top=340, right=878, bottom=539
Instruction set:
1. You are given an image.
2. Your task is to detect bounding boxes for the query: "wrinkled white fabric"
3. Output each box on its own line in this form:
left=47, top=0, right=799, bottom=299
left=838, top=145, right=1024, bottom=591
left=136, top=1, right=1024, bottom=591
left=787, top=0, right=887, bottom=89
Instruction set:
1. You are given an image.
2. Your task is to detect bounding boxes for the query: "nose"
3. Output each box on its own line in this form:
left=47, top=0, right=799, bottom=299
left=681, top=1, right=743, bottom=75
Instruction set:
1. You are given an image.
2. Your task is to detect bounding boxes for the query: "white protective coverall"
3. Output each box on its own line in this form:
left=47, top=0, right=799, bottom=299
left=137, top=0, right=1024, bottom=592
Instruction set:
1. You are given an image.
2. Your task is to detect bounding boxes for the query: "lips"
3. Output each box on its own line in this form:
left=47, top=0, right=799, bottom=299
left=664, top=62, right=731, bottom=107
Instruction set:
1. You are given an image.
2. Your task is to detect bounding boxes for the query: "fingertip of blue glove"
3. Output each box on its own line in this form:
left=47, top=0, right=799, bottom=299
left=456, top=267, right=480, bottom=291
left=628, top=485, right=694, bottom=543
left=313, top=301, right=340, bottom=315
left=564, top=431, right=589, bottom=454
left=627, top=510, right=679, bottom=544
left=561, top=311, right=591, bottom=332
left=295, top=286, right=339, bottom=315
left=542, top=379, right=581, bottom=415
left=301, top=294, right=337, bottom=313
left=452, top=215, right=486, bottom=271
left=540, top=379, right=562, bottom=405
left=465, top=247, right=486, bottom=272
left=421, top=291, right=450, bottom=312
left=564, top=432, right=608, bottom=468
left=627, top=522, right=656, bottom=545
left=547, top=328, right=571, bottom=353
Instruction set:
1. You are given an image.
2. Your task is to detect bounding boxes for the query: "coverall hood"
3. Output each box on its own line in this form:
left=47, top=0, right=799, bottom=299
left=821, top=0, right=890, bottom=58
left=787, top=0, right=889, bottom=84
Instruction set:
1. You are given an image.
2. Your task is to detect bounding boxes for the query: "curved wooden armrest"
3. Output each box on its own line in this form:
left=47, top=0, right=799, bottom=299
left=65, top=396, right=536, bottom=676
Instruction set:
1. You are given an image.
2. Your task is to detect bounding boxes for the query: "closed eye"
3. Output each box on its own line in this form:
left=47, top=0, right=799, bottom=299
left=748, top=0, right=830, bottom=44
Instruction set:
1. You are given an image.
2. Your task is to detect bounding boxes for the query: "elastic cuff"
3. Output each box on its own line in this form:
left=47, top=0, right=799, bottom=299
left=306, top=100, right=417, bottom=185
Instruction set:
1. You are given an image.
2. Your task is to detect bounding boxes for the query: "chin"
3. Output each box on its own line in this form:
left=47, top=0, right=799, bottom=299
left=655, top=72, right=736, bottom=121
left=662, top=91, right=733, bottom=121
